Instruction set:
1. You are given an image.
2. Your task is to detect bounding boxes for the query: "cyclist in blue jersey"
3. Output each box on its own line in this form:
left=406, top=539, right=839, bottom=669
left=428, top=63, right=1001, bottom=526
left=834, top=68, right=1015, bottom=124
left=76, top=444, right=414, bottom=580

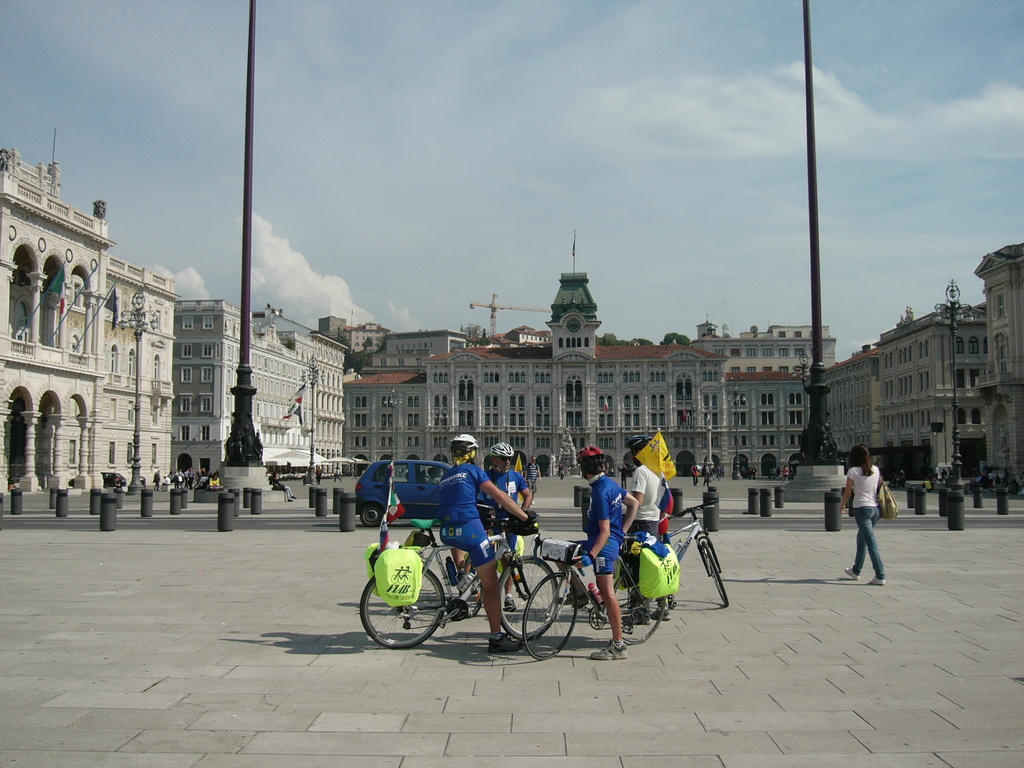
left=483, top=442, right=534, bottom=613
left=577, top=446, right=637, bottom=660
left=439, top=434, right=536, bottom=653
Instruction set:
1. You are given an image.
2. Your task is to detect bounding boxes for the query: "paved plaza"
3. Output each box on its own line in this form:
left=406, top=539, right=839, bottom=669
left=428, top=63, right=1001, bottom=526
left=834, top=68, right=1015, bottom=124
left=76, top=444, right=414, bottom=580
left=1, top=479, right=1022, bottom=767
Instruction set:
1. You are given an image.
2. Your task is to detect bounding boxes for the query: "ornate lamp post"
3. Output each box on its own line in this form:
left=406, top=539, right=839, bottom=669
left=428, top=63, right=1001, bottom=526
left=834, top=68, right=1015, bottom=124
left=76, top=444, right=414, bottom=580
left=935, top=280, right=965, bottom=490
left=119, top=290, right=159, bottom=495
left=730, top=392, right=746, bottom=479
left=304, top=356, right=320, bottom=485
left=384, top=388, right=398, bottom=460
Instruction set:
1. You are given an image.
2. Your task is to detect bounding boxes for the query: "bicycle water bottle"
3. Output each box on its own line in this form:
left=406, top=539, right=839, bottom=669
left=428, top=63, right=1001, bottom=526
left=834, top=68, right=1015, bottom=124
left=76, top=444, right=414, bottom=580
left=445, top=556, right=459, bottom=586
left=587, top=583, right=603, bottom=605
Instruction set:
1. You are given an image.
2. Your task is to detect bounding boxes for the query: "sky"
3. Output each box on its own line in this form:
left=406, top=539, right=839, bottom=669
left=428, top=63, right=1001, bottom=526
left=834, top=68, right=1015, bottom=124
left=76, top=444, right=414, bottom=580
left=3, top=1, right=1022, bottom=358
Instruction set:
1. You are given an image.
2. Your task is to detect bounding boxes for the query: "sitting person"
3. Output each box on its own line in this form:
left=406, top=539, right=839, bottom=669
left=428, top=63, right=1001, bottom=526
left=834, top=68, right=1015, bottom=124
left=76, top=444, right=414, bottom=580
left=270, top=472, right=295, bottom=501
left=209, top=472, right=222, bottom=489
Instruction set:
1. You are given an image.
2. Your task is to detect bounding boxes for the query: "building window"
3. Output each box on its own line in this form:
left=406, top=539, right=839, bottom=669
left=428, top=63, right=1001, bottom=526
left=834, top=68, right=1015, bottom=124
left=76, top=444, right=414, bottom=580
left=181, top=343, right=192, bottom=358
left=182, top=316, right=193, bottom=330
left=201, top=366, right=214, bottom=383
left=108, top=442, right=116, bottom=464
left=202, top=316, right=214, bottom=329
left=180, top=425, right=191, bottom=441
left=180, top=396, right=192, bottom=413
left=201, top=343, right=214, bottom=358
left=200, top=396, right=212, bottom=412
left=761, top=411, right=775, bottom=425
left=201, top=425, right=211, bottom=440
left=181, top=367, right=192, bottom=383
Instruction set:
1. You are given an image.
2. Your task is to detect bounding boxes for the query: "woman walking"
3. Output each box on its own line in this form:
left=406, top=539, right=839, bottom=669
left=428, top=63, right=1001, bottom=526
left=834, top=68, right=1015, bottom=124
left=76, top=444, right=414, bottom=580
left=839, top=443, right=886, bottom=585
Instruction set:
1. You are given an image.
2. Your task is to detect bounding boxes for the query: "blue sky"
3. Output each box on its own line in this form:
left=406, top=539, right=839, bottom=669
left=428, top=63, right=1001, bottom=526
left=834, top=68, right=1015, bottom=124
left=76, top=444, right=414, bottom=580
left=3, top=1, right=1022, bottom=357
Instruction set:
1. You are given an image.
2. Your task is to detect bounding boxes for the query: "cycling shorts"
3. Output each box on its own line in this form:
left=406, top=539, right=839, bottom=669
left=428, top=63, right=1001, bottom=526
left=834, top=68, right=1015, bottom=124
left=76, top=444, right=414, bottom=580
left=581, top=538, right=621, bottom=576
left=440, top=518, right=496, bottom=567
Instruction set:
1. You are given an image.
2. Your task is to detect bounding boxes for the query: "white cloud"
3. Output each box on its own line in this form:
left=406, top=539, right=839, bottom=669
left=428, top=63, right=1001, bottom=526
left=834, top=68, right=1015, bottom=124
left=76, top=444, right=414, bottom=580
left=573, top=64, right=1024, bottom=163
left=387, top=301, right=417, bottom=331
left=250, top=215, right=372, bottom=328
left=155, top=265, right=208, bottom=299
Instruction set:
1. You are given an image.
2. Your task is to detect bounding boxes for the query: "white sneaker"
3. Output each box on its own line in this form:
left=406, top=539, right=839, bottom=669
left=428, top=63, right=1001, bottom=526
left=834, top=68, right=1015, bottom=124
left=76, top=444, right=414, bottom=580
left=868, top=577, right=886, bottom=586
left=844, top=567, right=859, bottom=580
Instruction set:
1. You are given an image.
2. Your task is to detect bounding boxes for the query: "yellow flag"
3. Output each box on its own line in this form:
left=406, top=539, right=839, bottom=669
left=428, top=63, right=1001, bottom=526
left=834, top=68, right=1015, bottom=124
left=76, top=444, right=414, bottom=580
left=636, top=431, right=676, bottom=480
left=515, top=453, right=524, bottom=474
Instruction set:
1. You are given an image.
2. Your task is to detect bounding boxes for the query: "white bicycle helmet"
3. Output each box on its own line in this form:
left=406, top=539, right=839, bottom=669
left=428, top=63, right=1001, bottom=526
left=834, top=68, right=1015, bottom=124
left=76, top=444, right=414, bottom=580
left=450, top=434, right=479, bottom=464
left=489, top=442, right=515, bottom=459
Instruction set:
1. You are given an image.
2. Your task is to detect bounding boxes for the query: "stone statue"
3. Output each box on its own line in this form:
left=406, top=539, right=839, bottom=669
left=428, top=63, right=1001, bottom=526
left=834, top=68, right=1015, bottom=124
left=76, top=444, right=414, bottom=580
left=0, top=148, right=10, bottom=173
left=92, top=200, right=106, bottom=220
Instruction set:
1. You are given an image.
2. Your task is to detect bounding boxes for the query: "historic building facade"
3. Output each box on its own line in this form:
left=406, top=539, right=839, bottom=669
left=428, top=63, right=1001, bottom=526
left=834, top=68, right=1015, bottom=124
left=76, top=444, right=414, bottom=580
left=171, top=301, right=346, bottom=475
left=1, top=146, right=176, bottom=489
left=875, top=305, right=988, bottom=478
left=975, top=243, right=1024, bottom=474
left=824, top=346, right=881, bottom=453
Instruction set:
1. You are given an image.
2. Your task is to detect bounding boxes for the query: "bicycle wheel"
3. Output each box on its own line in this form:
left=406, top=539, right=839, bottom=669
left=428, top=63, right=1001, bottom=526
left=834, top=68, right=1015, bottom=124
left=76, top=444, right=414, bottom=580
left=521, top=570, right=577, bottom=660
left=614, top=568, right=662, bottom=645
left=697, top=538, right=729, bottom=607
left=498, top=556, right=554, bottom=639
left=360, top=569, right=446, bottom=648
left=699, top=533, right=724, bottom=575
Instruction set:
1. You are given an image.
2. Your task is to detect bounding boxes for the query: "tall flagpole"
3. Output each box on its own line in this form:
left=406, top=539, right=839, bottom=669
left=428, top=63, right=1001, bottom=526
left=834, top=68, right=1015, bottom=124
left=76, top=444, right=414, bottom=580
left=797, top=0, right=838, bottom=467
left=224, top=0, right=263, bottom=471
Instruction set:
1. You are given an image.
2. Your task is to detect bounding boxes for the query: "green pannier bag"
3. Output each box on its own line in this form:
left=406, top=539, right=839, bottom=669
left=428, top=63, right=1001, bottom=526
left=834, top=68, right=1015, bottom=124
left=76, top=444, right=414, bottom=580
left=373, top=546, right=423, bottom=607
left=364, top=543, right=381, bottom=580
left=638, top=546, right=680, bottom=599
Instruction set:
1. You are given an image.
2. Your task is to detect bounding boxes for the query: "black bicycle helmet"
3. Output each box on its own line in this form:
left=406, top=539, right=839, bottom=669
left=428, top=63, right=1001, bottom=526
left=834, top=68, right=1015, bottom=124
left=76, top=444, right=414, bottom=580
left=626, top=434, right=652, bottom=454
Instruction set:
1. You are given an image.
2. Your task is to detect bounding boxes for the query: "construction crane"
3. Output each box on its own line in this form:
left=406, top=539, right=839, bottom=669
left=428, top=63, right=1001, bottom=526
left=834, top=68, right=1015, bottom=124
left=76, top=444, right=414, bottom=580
left=469, top=294, right=547, bottom=337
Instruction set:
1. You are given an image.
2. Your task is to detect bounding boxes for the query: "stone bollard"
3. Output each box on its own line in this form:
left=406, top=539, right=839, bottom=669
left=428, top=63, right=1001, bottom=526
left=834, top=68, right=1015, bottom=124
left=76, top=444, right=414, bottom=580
left=243, top=487, right=252, bottom=509
left=55, top=488, right=69, bottom=518
left=115, top=488, right=124, bottom=510
left=100, top=492, right=117, bottom=531
left=309, top=486, right=317, bottom=508
left=759, top=487, right=772, bottom=517
left=947, top=489, right=965, bottom=531
left=774, top=485, right=784, bottom=509
left=180, top=489, right=188, bottom=510
left=701, top=490, right=719, bottom=532
left=141, top=488, right=154, bottom=518
left=231, top=488, right=241, bottom=517
left=972, top=486, right=983, bottom=509
left=10, top=488, right=23, bottom=516
left=914, top=486, right=926, bottom=515
left=906, top=486, right=916, bottom=509
left=670, top=487, right=682, bottom=517
left=996, top=487, right=1009, bottom=515
left=170, top=488, right=183, bottom=515
left=217, top=492, right=234, bottom=531
left=573, top=485, right=583, bottom=507
left=315, top=488, right=328, bottom=517
left=938, top=488, right=948, bottom=518
left=49, top=487, right=58, bottom=510
left=747, top=487, right=758, bottom=515
left=339, top=492, right=357, bottom=532
left=90, top=487, right=102, bottom=515
left=333, top=487, right=343, bottom=515
left=824, top=490, right=842, bottom=531
left=250, top=488, right=262, bottom=515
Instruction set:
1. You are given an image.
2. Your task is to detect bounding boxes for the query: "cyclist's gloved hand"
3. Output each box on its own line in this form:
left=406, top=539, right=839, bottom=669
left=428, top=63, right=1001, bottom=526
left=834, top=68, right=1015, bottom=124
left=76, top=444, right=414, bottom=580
left=579, top=553, right=593, bottom=568
left=527, top=511, right=538, bottom=524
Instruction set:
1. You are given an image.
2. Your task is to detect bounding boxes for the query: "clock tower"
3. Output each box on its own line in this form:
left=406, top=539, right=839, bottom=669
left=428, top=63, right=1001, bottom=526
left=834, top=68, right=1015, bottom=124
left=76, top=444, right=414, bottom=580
left=548, top=272, right=600, bottom=359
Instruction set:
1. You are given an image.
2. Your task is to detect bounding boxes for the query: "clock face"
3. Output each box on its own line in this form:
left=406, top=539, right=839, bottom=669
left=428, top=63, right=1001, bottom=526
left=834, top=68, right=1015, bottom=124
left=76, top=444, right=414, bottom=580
left=565, top=316, right=581, bottom=333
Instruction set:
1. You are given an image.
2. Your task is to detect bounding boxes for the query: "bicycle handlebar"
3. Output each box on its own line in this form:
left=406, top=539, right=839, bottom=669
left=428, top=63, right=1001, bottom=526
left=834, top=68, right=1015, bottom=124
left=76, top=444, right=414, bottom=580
left=671, top=503, right=707, bottom=519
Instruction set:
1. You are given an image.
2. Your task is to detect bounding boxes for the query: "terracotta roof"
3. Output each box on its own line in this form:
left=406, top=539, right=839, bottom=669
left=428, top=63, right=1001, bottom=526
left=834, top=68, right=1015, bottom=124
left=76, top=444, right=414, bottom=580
left=346, top=372, right=426, bottom=386
left=429, top=343, right=725, bottom=362
left=828, top=347, right=878, bottom=370
left=725, top=371, right=801, bottom=382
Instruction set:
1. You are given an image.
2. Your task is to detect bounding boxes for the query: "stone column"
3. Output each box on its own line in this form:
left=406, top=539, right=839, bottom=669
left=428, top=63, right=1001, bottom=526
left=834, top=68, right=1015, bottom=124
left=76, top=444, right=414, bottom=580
left=50, top=415, right=65, bottom=488
left=75, top=414, right=89, bottom=489
left=28, top=272, right=43, bottom=344
left=20, top=411, right=38, bottom=491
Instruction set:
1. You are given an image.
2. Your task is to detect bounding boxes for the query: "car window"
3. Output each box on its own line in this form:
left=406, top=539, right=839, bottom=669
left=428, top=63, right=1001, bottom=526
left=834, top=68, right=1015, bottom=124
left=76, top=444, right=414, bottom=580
left=370, top=463, right=409, bottom=483
left=417, top=464, right=445, bottom=485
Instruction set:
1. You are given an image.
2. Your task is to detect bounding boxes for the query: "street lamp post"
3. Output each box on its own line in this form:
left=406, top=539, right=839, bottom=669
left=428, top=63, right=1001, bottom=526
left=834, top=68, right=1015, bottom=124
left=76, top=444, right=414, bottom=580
left=119, top=290, right=159, bottom=495
left=935, top=280, right=965, bottom=490
left=384, top=389, right=397, bottom=461
left=304, top=357, right=320, bottom=485
left=730, top=392, right=746, bottom=479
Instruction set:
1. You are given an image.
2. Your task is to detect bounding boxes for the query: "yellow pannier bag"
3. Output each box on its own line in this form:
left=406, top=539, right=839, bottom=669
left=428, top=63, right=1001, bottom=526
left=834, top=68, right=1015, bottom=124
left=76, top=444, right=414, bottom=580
left=496, top=533, right=526, bottom=574
left=364, top=543, right=381, bottom=580
left=638, top=546, right=680, bottom=599
left=373, top=546, right=423, bottom=607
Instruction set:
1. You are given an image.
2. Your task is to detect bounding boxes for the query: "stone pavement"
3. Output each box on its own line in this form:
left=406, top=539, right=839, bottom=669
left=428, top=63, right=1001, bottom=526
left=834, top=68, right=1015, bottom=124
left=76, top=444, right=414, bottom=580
left=1, top=480, right=1022, bottom=767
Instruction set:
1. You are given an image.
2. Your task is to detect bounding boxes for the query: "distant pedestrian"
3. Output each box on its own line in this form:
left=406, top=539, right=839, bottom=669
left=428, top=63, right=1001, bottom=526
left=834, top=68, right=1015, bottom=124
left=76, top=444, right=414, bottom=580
left=839, top=443, right=886, bottom=586
left=691, top=464, right=699, bottom=486
left=525, top=457, right=540, bottom=493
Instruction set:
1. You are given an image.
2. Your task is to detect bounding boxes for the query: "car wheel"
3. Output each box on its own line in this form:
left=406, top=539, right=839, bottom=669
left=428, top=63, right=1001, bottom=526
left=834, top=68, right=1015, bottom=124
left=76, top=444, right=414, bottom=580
left=359, top=503, right=384, bottom=527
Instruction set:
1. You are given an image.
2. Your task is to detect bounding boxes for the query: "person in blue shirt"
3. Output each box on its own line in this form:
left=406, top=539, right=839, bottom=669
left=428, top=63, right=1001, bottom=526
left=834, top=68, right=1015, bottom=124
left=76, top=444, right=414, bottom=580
left=577, top=446, right=637, bottom=660
left=483, top=442, right=534, bottom=613
left=438, top=434, right=535, bottom=653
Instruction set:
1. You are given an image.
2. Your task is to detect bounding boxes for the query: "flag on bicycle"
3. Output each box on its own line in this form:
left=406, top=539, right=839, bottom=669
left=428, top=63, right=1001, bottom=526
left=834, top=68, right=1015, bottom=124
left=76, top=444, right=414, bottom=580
left=378, top=460, right=406, bottom=550
left=636, top=430, right=677, bottom=480
left=657, top=475, right=674, bottom=535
